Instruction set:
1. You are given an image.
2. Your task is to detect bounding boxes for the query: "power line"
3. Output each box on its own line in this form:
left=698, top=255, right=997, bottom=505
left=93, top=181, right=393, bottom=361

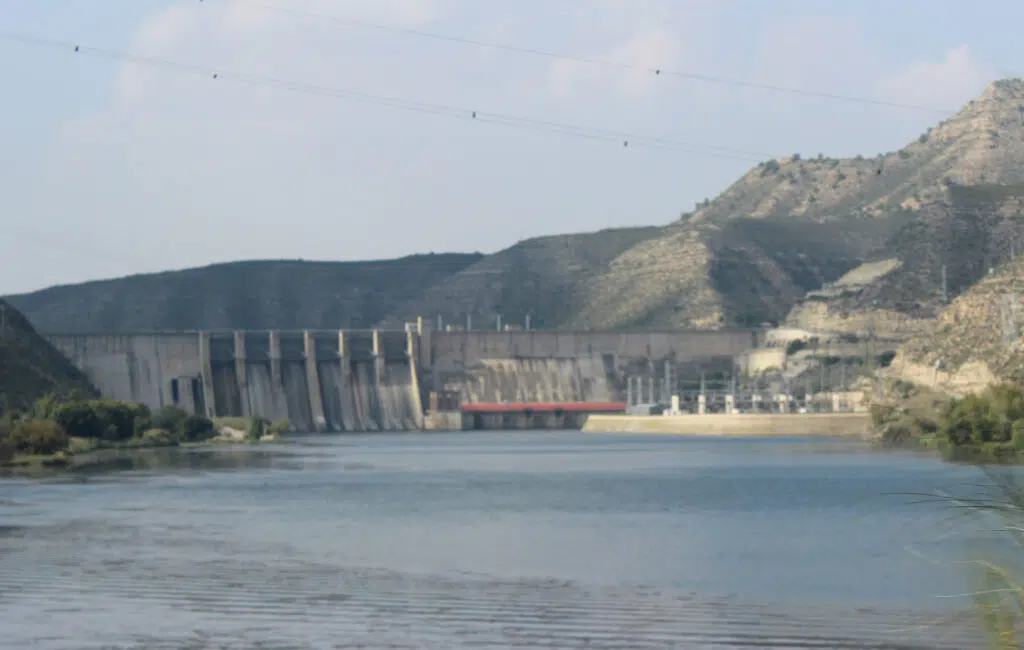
left=0, top=30, right=773, bottom=161
left=215, top=0, right=955, bottom=115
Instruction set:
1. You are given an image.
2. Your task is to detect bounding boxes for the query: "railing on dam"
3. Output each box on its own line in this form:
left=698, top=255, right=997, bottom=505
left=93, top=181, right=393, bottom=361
left=46, top=330, right=423, bottom=432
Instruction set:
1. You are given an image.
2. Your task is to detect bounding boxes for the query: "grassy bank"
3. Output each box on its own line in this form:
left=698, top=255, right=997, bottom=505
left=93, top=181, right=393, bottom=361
left=1, top=395, right=291, bottom=471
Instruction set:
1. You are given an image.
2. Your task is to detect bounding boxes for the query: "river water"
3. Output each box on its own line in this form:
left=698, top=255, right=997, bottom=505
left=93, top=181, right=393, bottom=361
left=0, top=432, right=995, bottom=648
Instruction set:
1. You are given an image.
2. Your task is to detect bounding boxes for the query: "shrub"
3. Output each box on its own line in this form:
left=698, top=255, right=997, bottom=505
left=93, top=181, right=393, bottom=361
left=152, top=405, right=189, bottom=433
left=180, top=415, right=216, bottom=443
left=139, top=429, right=179, bottom=447
left=92, top=399, right=150, bottom=441
left=1013, top=420, right=1024, bottom=451
left=8, top=420, right=70, bottom=455
left=54, top=402, right=104, bottom=439
left=247, top=417, right=268, bottom=442
left=942, top=394, right=1001, bottom=446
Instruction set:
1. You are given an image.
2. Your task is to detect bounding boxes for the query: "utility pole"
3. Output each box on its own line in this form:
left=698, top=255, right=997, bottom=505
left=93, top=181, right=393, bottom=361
left=941, top=264, right=948, bottom=303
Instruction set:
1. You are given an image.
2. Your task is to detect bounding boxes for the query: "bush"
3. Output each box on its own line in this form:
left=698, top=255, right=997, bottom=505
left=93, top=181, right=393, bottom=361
left=941, top=384, right=1024, bottom=448
left=1013, top=420, right=1024, bottom=451
left=180, top=415, right=216, bottom=443
left=8, top=420, right=70, bottom=456
left=139, top=429, right=179, bottom=447
left=54, top=401, right=104, bottom=439
left=246, top=417, right=268, bottom=442
left=942, top=394, right=1002, bottom=446
left=152, top=405, right=189, bottom=433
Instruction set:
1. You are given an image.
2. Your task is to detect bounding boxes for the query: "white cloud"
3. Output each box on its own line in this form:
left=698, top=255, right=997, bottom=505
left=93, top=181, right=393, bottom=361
left=876, top=45, right=996, bottom=111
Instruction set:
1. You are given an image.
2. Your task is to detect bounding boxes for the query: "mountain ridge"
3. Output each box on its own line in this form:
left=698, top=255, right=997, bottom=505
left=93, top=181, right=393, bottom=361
left=8, top=79, right=1024, bottom=335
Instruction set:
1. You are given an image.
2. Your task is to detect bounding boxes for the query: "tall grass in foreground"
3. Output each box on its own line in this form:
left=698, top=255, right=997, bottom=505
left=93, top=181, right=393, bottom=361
left=932, top=469, right=1024, bottom=649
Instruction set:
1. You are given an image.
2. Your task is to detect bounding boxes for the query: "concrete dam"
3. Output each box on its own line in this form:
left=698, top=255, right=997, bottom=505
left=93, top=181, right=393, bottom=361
left=46, top=328, right=763, bottom=432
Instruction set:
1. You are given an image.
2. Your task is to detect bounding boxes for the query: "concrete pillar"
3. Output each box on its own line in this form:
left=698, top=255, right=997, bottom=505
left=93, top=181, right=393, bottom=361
left=336, top=331, right=355, bottom=432
left=777, top=394, right=789, bottom=413
left=725, top=394, right=735, bottom=415
left=372, top=329, right=388, bottom=429
left=234, top=331, right=251, bottom=418
left=626, top=376, right=633, bottom=407
left=670, top=394, right=680, bottom=415
left=698, top=393, right=706, bottom=415
left=198, top=331, right=216, bottom=418
left=647, top=376, right=655, bottom=404
left=406, top=330, right=425, bottom=430
left=416, top=316, right=424, bottom=334
left=832, top=392, right=841, bottom=413
left=269, top=331, right=286, bottom=423
left=303, top=331, right=328, bottom=432
left=269, top=331, right=283, bottom=387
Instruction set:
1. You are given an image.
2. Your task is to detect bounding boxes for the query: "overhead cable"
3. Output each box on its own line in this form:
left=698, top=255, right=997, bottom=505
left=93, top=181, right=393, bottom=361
left=214, top=0, right=955, bottom=115
left=0, top=30, right=774, bottom=160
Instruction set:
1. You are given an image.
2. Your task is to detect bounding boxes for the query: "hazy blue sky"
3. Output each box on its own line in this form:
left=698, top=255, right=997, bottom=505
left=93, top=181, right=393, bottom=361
left=1, top=0, right=1021, bottom=294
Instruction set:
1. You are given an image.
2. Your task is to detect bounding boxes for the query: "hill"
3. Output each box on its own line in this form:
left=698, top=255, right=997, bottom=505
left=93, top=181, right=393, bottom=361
left=8, top=254, right=482, bottom=332
left=8, top=79, right=1024, bottom=334
left=787, top=184, right=1024, bottom=338
left=888, top=255, right=1024, bottom=395
left=397, top=79, right=1024, bottom=330
left=380, top=226, right=663, bottom=329
left=0, top=300, right=96, bottom=413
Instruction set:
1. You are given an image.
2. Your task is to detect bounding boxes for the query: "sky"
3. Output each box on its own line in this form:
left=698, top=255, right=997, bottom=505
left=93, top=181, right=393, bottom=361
left=1, top=0, right=1021, bottom=295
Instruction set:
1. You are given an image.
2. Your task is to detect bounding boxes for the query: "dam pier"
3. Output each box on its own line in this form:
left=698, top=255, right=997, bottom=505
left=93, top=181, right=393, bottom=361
left=46, top=327, right=766, bottom=432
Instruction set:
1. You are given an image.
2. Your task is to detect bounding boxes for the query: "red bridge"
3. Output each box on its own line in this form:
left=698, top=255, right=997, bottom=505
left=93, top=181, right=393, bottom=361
left=460, top=402, right=626, bottom=414
left=458, top=402, right=626, bottom=430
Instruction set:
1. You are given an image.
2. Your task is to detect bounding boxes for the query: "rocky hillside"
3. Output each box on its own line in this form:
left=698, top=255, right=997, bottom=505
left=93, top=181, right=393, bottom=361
left=0, top=300, right=96, bottom=413
left=694, top=79, right=1024, bottom=224
left=787, top=184, right=1024, bottom=338
left=404, top=79, right=1024, bottom=331
left=888, top=256, right=1024, bottom=395
left=8, top=254, right=482, bottom=332
left=8, top=79, right=1024, bottom=334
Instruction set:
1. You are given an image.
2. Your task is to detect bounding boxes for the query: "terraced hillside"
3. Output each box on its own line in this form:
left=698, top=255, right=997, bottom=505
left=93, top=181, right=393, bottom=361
left=0, top=300, right=96, bottom=413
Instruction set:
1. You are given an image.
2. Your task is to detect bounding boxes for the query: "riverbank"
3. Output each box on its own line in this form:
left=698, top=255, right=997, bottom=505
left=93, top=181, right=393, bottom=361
left=2, top=417, right=289, bottom=473
left=582, top=413, right=873, bottom=438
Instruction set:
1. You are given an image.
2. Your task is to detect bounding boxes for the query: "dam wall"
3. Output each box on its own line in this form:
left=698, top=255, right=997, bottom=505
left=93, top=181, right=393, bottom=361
left=422, top=329, right=762, bottom=406
left=47, top=327, right=763, bottom=431
left=47, top=330, right=422, bottom=432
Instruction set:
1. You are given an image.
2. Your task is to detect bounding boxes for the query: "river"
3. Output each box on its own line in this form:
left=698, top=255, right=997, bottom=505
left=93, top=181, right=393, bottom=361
left=0, top=432, right=994, bottom=648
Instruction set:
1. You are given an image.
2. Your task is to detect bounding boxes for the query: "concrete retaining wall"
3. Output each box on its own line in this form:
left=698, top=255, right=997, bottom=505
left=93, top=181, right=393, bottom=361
left=582, top=413, right=872, bottom=437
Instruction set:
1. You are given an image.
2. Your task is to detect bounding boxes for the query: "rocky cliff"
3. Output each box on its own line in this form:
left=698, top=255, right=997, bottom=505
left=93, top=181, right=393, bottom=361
left=889, top=256, right=1024, bottom=395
